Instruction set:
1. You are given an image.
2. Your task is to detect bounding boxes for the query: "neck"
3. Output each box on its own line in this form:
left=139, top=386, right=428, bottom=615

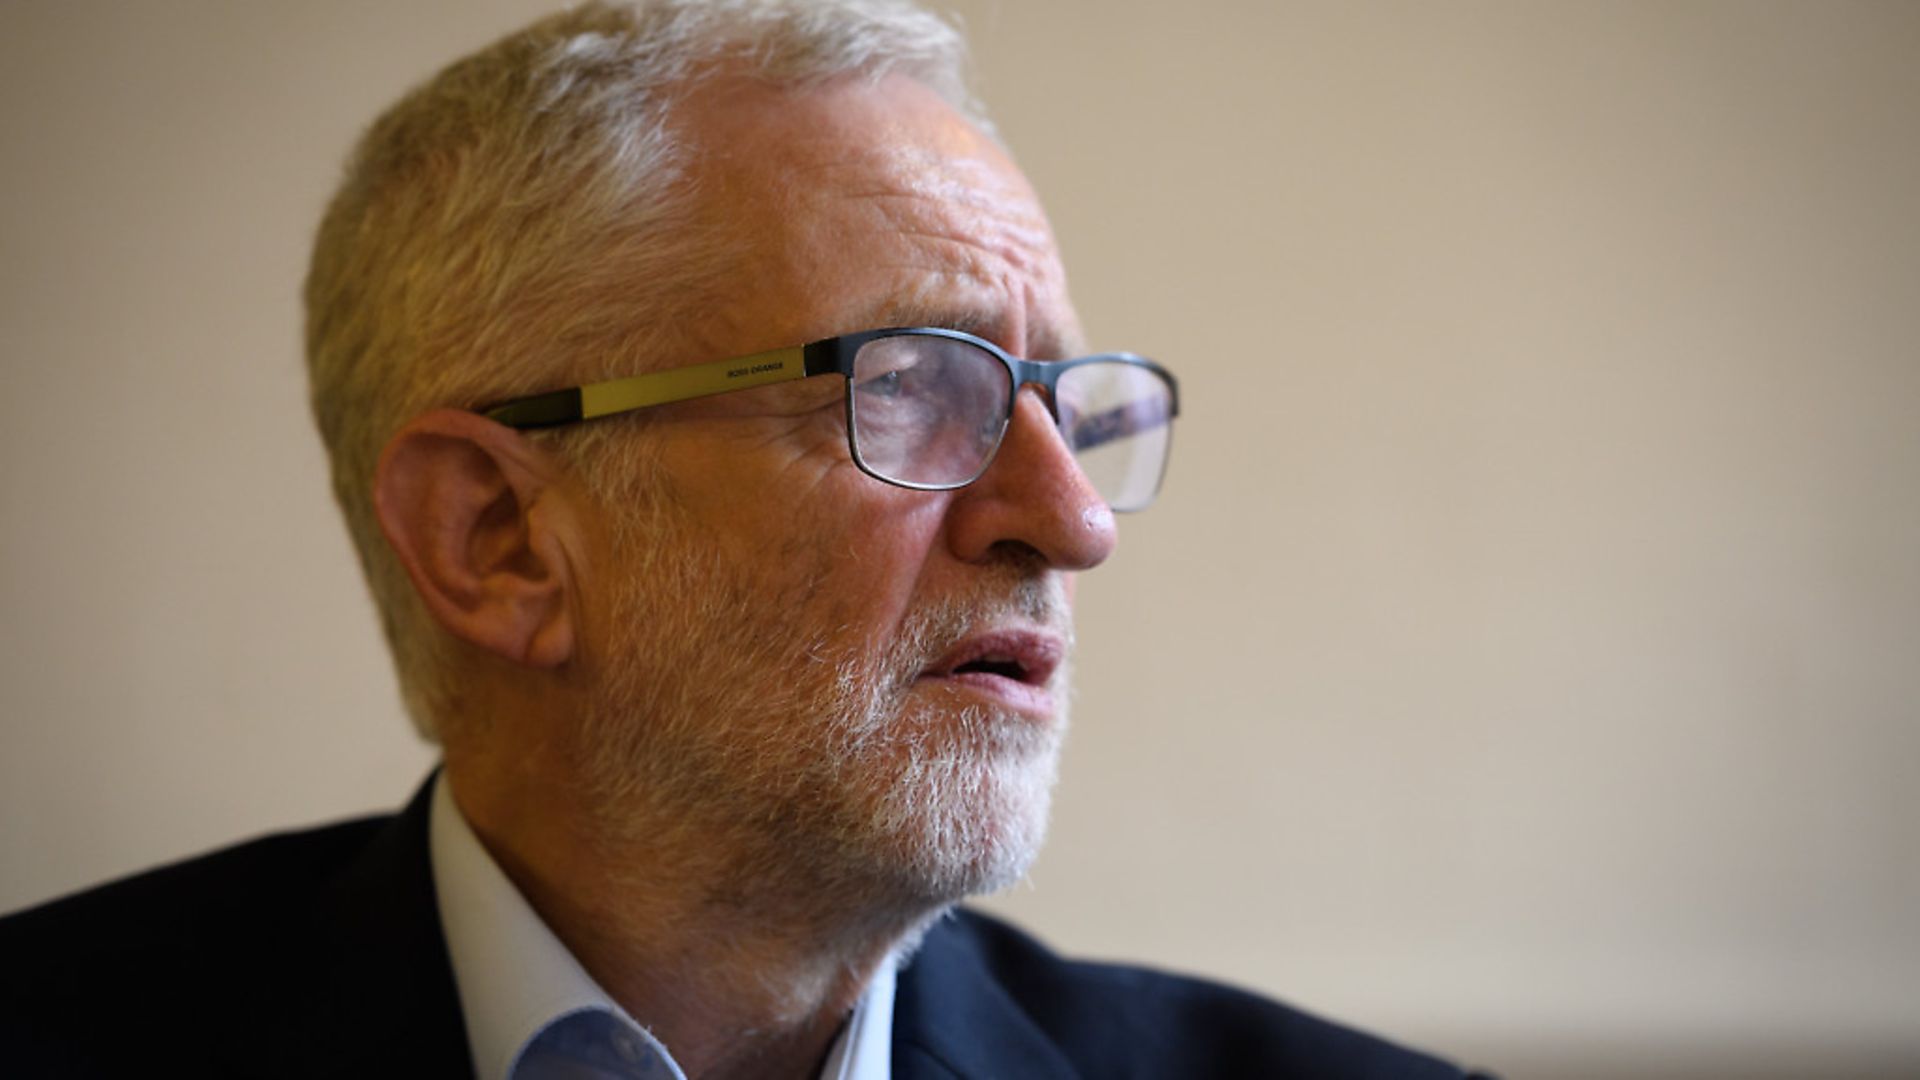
left=444, top=753, right=938, bottom=1080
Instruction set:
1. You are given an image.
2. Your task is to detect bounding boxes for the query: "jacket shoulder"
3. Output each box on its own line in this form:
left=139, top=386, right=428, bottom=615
left=0, top=815, right=395, bottom=1065
left=1, top=814, right=390, bottom=962
left=899, top=908, right=1487, bottom=1079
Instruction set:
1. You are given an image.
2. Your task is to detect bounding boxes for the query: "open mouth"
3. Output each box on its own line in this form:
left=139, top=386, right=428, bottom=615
left=951, top=655, right=1033, bottom=681
left=917, top=622, right=1067, bottom=687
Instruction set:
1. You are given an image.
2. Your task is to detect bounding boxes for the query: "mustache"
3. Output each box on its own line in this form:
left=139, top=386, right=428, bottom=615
left=881, top=571, right=1073, bottom=682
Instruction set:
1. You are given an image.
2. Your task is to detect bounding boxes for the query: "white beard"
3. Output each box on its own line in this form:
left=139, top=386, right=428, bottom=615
left=572, top=491, right=1071, bottom=915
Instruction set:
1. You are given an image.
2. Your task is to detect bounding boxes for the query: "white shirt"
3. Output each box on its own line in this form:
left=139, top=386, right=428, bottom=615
left=428, top=774, right=895, bottom=1080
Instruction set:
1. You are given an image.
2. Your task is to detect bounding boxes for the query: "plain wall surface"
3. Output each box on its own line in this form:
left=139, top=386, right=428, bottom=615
left=3, top=3, right=1917, bottom=1077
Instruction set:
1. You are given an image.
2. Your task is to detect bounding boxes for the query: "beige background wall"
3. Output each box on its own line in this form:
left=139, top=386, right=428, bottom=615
left=3, top=3, right=1916, bottom=1077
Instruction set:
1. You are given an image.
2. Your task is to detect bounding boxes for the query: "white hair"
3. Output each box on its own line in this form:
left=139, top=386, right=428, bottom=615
left=304, top=0, right=986, bottom=740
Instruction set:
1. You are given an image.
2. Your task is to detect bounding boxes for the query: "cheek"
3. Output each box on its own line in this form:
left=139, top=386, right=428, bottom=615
left=811, top=497, right=952, bottom=640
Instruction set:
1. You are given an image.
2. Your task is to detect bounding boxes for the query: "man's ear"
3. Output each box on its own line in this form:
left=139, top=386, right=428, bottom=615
left=373, top=409, right=580, bottom=670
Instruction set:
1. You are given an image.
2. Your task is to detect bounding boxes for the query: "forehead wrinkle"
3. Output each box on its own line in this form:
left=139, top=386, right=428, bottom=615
left=884, top=214, right=1055, bottom=283
left=697, top=83, right=1079, bottom=354
left=791, top=143, right=1057, bottom=273
left=836, top=188, right=1064, bottom=321
left=832, top=199, right=1079, bottom=355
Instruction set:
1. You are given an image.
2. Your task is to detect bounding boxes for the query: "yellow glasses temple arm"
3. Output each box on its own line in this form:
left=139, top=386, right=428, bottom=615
left=482, top=345, right=810, bottom=429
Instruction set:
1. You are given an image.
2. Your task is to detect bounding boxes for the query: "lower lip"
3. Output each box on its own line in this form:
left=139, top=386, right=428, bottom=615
left=915, top=672, right=1056, bottom=719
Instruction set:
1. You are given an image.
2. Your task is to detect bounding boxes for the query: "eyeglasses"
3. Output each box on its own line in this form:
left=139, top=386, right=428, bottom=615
left=479, top=327, right=1180, bottom=512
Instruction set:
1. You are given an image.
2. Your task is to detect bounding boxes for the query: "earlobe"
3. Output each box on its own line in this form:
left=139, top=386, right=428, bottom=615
left=373, top=409, right=578, bottom=669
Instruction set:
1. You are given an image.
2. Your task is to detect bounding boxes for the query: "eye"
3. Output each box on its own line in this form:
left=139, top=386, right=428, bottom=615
left=854, top=341, right=946, bottom=401
left=856, top=368, right=906, bottom=399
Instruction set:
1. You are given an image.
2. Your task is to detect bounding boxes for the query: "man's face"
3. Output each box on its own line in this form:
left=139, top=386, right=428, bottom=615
left=570, top=74, right=1116, bottom=909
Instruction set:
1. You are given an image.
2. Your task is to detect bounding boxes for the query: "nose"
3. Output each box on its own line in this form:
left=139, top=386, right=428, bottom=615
left=943, top=388, right=1118, bottom=570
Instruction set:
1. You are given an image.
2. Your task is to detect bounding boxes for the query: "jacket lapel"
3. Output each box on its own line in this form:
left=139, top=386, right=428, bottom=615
left=307, top=774, right=474, bottom=1078
left=277, top=779, right=1078, bottom=1080
left=891, top=912, right=1080, bottom=1080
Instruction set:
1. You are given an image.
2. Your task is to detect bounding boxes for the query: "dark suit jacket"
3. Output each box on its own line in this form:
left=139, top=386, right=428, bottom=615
left=1, top=781, right=1488, bottom=1078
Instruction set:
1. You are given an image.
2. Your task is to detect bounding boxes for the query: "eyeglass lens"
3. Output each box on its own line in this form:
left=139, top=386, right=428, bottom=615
left=849, top=333, right=1172, bottom=511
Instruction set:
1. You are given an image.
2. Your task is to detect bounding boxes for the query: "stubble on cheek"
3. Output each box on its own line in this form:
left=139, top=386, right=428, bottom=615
left=574, top=507, right=1075, bottom=902
left=775, top=567, right=1077, bottom=899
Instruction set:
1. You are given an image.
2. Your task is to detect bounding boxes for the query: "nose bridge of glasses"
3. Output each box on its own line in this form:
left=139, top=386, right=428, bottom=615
left=1006, top=356, right=1065, bottom=425
left=1000, top=371, right=1097, bottom=493
left=990, top=385, right=1096, bottom=511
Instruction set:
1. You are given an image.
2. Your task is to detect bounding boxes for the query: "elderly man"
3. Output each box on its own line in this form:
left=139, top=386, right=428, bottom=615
left=3, top=3, right=1485, bottom=1078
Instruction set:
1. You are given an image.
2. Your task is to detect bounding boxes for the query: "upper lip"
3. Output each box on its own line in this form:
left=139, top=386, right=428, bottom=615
left=920, top=628, right=1064, bottom=688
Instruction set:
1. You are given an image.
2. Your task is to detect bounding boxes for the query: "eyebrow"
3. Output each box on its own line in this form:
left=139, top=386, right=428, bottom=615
left=854, top=300, right=1084, bottom=360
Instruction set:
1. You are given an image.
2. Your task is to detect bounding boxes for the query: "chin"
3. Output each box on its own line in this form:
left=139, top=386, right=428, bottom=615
left=846, top=701, right=1065, bottom=905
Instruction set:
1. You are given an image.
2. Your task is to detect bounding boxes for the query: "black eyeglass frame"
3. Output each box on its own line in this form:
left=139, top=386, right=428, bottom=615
left=479, top=326, right=1179, bottom=505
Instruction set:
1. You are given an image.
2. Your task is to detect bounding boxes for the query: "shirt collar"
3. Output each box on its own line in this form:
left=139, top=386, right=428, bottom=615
left=821, top=951, right=896, bottom=1080
left=427, top=772, right=894, bottom=1080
